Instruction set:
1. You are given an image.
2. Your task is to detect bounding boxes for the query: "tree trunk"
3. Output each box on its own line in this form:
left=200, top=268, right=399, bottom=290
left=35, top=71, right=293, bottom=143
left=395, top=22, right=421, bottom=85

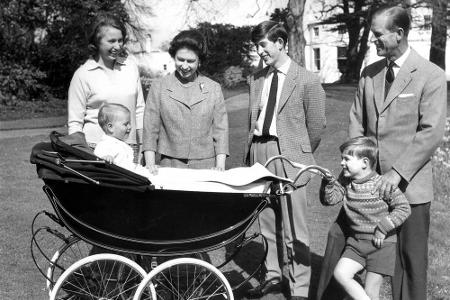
left=429, top=0, right=447, bottom=70
left=286, top=0, right=306, bottom=66
left=340, top=0, right=370, bottom=83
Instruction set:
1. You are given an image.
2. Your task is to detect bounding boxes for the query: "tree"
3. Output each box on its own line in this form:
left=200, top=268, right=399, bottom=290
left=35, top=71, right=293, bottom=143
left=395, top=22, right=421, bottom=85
left=0, top=0, right=149, bottom=102
left=429, top=0, right=447, bottom=70
left=195, top=22, right=253, bottom=80
left=285, top=0, right=307, bottom=66
left=316, top=0, right=409, bottom=82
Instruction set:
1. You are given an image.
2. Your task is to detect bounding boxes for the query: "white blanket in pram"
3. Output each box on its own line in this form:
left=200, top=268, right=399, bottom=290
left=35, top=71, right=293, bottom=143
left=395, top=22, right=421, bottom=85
left=147, top=163, right=292, bottom=193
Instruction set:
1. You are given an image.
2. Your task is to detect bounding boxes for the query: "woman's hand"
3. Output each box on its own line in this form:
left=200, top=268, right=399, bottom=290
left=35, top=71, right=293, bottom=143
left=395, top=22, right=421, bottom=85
left=211, top=166, right=225, bottom=171
left=214, top=154, right=226, bottom=171
left=144, top=150, right=158, bottom=174
left=146, top=164, right=159, bottom=175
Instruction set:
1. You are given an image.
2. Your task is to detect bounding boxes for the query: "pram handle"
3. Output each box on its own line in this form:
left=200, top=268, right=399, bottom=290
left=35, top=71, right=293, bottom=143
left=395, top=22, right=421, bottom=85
left=264, top=155, right=332, bottom=185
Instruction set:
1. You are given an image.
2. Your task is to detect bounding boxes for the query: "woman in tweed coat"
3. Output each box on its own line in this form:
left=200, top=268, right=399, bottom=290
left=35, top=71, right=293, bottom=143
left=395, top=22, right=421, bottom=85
left=142, top=30, right=229, bottom=172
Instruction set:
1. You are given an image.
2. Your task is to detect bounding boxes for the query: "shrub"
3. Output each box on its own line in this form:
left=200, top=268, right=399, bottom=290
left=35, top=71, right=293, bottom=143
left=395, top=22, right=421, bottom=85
left=0, top=60, right=49, bottom=105
left=194, top=22, right=253, bottom=84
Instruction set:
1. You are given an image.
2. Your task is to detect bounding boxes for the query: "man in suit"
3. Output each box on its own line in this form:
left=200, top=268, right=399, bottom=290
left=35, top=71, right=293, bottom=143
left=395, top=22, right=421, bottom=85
left=244, top=21, right=326, bottom=300
left=316, top=6, right=447, bottom=300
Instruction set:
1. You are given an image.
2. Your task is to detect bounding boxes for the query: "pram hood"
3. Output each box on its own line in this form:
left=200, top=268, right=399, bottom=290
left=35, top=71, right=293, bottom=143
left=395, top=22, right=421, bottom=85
left=30, top=131, right=151, bottom=190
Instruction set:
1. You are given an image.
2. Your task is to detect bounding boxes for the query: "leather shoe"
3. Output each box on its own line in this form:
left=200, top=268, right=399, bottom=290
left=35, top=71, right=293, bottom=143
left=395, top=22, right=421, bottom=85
left=246, top=279, right=282, bottom=298
left=290, top=296, right=308, bottom=300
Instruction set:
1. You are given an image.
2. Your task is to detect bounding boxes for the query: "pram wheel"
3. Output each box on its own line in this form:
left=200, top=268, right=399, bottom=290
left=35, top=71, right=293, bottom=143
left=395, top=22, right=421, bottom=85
left=50, top=253, right=147, bottom=300
left=46, top=236, right=91, bottom=293
left=133, top=257, right=233, bottom=300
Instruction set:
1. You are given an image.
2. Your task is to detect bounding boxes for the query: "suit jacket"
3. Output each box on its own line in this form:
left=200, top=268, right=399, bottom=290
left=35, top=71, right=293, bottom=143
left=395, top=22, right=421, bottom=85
left=349, top=49, right=447, bottom=204
left=142, top=72, right=229, bottom=159
left=244, top=61, right=326, bottom=186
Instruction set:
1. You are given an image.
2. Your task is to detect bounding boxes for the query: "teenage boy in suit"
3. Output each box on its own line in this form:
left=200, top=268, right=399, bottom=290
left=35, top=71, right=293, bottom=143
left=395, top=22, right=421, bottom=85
left=244, top=20, right=326, bottom=300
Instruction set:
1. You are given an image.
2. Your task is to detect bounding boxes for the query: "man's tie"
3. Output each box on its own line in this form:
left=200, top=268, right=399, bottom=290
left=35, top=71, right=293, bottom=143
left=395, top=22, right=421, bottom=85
left=262, top=70, right=278, bottom=136
left=385, top=60, right=395, bottom=99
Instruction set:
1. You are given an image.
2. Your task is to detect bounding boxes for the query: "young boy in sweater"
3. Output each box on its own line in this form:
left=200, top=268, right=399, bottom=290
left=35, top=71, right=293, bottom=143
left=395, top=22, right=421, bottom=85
left=320, top=136, right=410, bottom=300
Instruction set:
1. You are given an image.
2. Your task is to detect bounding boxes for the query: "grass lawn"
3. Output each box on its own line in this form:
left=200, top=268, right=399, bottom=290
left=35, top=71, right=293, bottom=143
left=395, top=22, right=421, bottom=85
left=0, top=84, right=250, bottom=121
left=0, top=84, right=449, bottom=299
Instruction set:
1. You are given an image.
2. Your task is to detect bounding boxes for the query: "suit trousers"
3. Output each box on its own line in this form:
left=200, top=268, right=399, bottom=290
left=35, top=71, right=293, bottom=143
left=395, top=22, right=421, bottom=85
left=250, top=139, right=311, bottom=297
left=392, top=202, right=430, bottom=300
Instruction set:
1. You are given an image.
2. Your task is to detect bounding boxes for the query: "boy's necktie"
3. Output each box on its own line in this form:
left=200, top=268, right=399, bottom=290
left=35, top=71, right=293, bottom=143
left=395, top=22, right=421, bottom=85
left=262, top=70, right=278, bottom=136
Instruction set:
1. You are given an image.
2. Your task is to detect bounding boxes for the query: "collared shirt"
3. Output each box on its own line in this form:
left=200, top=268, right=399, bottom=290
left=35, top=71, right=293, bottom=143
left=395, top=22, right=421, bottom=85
left=253, top=58, right=291, bottom=136
left=388, top=46, right=411, bottom=77
left=68, top=57, right=145, bottom=144
left=94, top=134, right=149, bottom=177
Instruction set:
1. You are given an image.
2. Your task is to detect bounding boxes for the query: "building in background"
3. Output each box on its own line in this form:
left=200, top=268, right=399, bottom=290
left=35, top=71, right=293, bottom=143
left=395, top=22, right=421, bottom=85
left=304, top=2, right=450, bottom=82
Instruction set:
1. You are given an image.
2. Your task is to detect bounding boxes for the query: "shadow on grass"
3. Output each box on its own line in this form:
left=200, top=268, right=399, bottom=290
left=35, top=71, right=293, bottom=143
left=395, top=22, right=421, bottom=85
left=222, top=239, right=328, bottom=300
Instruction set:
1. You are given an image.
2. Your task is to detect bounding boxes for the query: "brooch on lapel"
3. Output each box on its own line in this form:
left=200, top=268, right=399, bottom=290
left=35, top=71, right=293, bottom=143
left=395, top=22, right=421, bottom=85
left=199, top=82, right=204, bottom=92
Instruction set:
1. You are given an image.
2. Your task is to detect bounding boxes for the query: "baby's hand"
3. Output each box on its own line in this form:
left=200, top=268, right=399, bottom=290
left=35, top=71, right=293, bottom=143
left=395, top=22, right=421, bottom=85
left=146, top=164, right=159, bottom=175
left=373, top=228, right=386, bottom=248
left=102, top=155, right=114, bottom=164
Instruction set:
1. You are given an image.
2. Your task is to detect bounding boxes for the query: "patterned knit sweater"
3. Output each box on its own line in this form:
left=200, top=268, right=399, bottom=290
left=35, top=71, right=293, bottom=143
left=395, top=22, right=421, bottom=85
left=320, top=172, right=411, bottom=242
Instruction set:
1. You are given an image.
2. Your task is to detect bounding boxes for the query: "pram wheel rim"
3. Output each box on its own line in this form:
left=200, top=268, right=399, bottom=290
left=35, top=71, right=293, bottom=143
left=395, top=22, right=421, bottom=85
left=133, top=257, right=234, bottom=300
left=50, top=253, right=147, bottom=300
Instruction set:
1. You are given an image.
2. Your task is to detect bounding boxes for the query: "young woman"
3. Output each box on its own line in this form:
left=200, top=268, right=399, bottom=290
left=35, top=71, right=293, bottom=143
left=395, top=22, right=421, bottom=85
left=67, top=13, right=145, bottom=162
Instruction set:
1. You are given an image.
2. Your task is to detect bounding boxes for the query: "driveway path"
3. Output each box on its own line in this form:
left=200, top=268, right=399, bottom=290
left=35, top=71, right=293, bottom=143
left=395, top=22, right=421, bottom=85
left=0, top=94, right=249, bottom=140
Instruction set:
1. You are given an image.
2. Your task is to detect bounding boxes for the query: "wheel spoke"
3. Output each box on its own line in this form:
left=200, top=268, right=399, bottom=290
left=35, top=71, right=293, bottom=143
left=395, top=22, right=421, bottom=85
left=51, top=254, right=146, bottom=300
left=135, top=258, right=232, bottom=300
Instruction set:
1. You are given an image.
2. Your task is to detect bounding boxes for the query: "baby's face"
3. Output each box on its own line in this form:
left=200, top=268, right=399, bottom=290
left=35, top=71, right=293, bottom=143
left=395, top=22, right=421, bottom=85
left=109, top=110, right=131, bottom=141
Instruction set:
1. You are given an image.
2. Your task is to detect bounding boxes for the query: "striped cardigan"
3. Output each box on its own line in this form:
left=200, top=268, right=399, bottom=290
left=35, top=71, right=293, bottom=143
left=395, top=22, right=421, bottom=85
left=320, top=172, right=411, bottom=242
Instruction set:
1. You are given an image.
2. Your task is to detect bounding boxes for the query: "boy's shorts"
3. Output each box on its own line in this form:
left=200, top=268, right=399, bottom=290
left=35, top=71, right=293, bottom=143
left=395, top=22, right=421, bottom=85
left=342, top=236, right=396, bottom=276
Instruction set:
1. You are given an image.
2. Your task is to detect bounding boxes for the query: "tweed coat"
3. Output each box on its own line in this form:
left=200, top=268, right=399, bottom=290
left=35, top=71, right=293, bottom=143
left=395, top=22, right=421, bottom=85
left=349, top=49, right=447, bottom=204
left=244, top=61, right=326, bottom=186
left=143, top=72, right=229, bottom=159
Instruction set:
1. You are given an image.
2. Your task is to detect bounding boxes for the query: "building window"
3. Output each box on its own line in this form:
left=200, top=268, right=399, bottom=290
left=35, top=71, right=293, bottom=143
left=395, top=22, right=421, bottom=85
left=423, top=15, right=431, bottom=30
left=313, top=27, right=319, bottom=37
left=337, top=46, right=347, bottom=73
left=313, top=48, right=321, bottom=71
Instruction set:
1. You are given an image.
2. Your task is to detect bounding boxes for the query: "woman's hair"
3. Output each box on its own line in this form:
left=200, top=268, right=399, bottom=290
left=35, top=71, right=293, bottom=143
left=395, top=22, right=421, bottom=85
left=251, top=20, right=288, bottom=46
left=168, top=30, right=207, bottom=61
left=98, top=103, right=130, bottom=132
left=87, top=13, right=127, bottom=54
left=339, top=136, right=378, bottom=169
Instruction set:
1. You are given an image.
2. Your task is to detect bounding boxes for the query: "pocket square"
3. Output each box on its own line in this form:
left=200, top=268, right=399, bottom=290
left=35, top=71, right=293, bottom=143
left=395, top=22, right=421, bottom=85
left=398, top=93, right=414, bottom=98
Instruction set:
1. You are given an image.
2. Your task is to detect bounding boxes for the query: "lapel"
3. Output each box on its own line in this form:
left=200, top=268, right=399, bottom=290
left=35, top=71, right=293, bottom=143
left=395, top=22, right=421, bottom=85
left=373, top=61, right=385, bottom=115
left=166, top=73, right=208, bottom=108
left=277, top=62, right=297, bottom=113
left=381, top=50, right=417, bottom=113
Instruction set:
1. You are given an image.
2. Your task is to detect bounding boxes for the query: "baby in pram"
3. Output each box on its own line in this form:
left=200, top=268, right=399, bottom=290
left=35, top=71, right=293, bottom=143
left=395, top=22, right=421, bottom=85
left=94, top=103, right=149, bottom=178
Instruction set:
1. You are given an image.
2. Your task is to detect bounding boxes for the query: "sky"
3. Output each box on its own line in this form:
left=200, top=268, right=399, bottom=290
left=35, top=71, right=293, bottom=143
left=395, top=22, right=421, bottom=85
left=132, top=0, right=288, bottom=49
